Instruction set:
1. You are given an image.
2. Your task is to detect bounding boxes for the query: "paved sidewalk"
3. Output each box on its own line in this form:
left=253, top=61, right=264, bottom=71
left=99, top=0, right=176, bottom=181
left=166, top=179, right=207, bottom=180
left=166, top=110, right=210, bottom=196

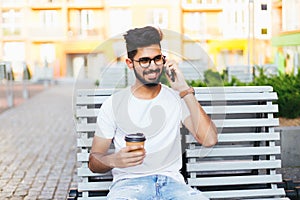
left=0, top=83, right=77, bottom=200
left=0, top=82, right=46, bottom=114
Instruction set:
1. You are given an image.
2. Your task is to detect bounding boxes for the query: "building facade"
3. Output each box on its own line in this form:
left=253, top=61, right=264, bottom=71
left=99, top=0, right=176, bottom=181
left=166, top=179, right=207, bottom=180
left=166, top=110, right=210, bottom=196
left=0, top=0, right=294, bottom=83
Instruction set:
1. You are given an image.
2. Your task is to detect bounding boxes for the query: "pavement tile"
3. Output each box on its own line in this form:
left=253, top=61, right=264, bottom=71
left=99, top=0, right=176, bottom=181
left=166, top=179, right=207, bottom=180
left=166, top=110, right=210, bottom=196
left=24, top=195, right=38, bottom=200
left=8, top=196, right=24, bottom=200
left=1, top=190, right=14, bottom=197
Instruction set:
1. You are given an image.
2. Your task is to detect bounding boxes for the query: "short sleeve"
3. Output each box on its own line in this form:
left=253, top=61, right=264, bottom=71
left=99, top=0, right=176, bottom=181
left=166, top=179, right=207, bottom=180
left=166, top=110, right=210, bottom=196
left=95, top=97, right=116, bottom=139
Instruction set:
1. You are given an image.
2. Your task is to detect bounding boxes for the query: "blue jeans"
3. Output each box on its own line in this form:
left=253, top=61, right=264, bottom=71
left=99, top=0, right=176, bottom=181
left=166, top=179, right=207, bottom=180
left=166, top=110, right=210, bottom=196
left=107, top=175, right=209, bottom=200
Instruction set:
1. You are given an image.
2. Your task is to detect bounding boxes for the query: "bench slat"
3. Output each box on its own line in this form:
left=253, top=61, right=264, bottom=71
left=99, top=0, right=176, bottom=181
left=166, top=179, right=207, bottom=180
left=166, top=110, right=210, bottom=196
left=186, top=132, right=280, bottom=143
left=186, top=146, right=281, bottom=157
left=195, top=92, right=277, bottom=101
left=213, top=118, right=279, bottom=128
left=76, top=86, right=274, bottom=96
left=78, top=132, right=281, bottom=148
left=77, top=138, right=93, bottom=147
left=77, top=86, right=274, bottom=96
left=188, top=174, right=282, bottom=186
left=76, top=92, right=278, bottom=105
left=77, top=149, right=115, bottom=162
left=78, top=182, right=110, bottom=192
left=203, top=104, right=278, bottom=114
left=76, top=109, right=99, bottom=118
left=76, top=118, right=279, bottom=132
left=194, top=86, right=274, bottom=93
left=77, top=88, right=115, bottom=96
left=186, top=160, right=281, bottom=172
left=77, top=167, right=112, bottom=177
left=79, top=155, right=282, bottom=172
left=76, top=104, right=278, bottom=118
left=76, top=96, right=108, bottom=105
left=203, top=188, right=286, bottom=199
left=79, top=148, right=282, bottom=163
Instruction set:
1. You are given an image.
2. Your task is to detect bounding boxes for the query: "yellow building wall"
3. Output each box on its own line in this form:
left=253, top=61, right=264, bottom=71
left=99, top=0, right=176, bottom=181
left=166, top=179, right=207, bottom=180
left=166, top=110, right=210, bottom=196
left=208, top=39, right=248, bottom=67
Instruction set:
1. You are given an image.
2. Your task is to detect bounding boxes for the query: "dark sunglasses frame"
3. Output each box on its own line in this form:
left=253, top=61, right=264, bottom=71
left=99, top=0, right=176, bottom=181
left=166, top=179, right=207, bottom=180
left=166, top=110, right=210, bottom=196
left=132, top=55, right=166, bottom=68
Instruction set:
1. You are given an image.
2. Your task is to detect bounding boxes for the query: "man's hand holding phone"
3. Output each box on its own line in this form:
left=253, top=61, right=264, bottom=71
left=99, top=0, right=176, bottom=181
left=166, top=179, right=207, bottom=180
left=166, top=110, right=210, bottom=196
left=163, top=58, right=190, bottom=92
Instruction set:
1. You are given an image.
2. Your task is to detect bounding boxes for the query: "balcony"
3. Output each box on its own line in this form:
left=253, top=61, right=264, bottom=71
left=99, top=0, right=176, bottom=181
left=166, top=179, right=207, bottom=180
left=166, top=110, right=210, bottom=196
left=181, top=0, right=223, bottom=12
left=29, top=0, right=63, bottom=9
left=67, top=0, right=105, bottom=9
left=183, top=32, right=219, bottom=41
left=105, top=0, right=131, bottom=7
left=183, top=26, right=222, bottom=40
left=28, top=26, right=65, bottom=40
left=67, top=27, right=105, bottom=40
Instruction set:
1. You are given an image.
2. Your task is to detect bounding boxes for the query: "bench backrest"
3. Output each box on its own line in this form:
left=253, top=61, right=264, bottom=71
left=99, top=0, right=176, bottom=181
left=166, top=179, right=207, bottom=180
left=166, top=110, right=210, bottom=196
left=183, top=86, right=287, bottom=199
left=75, top=86, right=287, bottom=200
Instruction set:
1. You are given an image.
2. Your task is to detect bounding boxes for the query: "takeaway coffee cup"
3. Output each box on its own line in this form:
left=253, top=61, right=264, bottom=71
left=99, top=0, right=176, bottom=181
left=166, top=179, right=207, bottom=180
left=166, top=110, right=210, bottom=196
left=125, top=133, right=146, bottom=152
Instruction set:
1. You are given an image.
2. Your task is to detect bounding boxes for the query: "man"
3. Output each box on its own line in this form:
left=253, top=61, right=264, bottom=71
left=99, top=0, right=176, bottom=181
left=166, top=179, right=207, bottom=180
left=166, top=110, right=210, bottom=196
left=89, top=26, right=218, bottom=199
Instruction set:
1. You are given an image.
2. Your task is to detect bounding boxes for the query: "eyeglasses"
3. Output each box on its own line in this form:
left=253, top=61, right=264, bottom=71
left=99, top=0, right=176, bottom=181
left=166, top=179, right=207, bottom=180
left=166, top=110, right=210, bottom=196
left=132, top=54, right=165, bottom=68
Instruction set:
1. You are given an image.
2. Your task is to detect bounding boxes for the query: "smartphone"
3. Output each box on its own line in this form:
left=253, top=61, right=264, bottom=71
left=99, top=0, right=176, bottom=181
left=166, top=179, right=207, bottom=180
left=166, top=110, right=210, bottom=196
left=169, top=69, right=175, bottom=82
left=163, top=59, right=175, bottom=82
left=163, top=66, right=175, bottom=82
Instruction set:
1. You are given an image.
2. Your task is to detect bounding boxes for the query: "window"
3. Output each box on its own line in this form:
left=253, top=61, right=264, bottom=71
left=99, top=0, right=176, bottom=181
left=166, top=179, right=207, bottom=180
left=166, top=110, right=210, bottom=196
left=81, top=10, right=94, bottom=31
left=2, top=9, right=22, bottom=36
left=183, top=12, right=206, bottom=37
left=261, top=4, right=267, bottom=10
left=261, top=28, right=267, bottom=34
left=222, top=1, right=248, bottom=38
left=149, top=9, right=168, bottom=29
left=40, top=10, right=58, bottom=27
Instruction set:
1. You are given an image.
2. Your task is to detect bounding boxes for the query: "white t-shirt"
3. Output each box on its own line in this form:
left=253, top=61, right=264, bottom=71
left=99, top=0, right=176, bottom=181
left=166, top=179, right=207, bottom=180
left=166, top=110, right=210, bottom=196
left=95, top=84, right=190, bottom=183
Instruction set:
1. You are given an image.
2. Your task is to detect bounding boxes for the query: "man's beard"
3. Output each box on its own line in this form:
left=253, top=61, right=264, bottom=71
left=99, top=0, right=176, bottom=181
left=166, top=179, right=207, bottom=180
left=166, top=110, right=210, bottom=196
left=133, top=68, right=162, bottom=87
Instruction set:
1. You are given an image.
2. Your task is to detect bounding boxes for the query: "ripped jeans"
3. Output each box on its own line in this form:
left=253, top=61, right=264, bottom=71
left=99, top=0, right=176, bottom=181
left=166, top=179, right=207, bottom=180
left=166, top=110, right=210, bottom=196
left=107, top=175, right=209, bottom=200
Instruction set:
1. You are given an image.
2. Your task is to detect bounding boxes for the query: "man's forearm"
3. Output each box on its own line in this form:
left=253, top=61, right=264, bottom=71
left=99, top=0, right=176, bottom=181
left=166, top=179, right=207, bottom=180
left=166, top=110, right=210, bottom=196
left=89, top=152, right=114, bottom=173
left=183, top=93, right=218, bottom=147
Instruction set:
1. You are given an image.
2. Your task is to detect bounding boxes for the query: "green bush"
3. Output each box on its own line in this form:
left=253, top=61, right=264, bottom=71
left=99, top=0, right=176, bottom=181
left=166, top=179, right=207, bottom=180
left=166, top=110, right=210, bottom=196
left=250, top=68, right=300, bottom=119
left=188, top=68, right=300, bottom=119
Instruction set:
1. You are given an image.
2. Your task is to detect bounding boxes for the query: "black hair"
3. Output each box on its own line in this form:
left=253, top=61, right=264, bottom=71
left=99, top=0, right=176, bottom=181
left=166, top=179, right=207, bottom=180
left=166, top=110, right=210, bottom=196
left=123, top=26, right=163, bottom=60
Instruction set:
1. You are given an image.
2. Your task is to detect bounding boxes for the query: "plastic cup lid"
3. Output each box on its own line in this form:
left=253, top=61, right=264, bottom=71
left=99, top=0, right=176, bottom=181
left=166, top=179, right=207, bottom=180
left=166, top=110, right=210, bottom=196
left=125, top=133, right=146, bottom=142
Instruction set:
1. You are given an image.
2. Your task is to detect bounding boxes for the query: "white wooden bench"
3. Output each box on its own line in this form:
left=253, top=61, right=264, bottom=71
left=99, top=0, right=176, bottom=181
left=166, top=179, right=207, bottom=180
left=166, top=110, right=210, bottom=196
left=74, top=86, right=289, bottom=200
